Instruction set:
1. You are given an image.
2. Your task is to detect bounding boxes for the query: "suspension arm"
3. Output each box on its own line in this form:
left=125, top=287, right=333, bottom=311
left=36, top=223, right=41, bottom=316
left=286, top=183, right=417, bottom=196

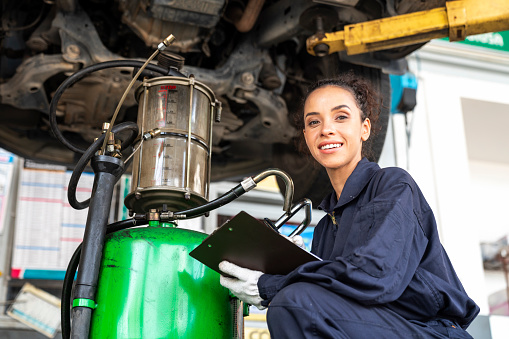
left=307, top=0, right=509, bottom=56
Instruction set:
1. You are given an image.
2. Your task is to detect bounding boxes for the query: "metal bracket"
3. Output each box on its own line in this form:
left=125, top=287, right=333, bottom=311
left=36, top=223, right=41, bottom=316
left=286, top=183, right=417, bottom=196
left=446, top=1, right=468, bottom=41
left=273, top=198, right=313, bottom=237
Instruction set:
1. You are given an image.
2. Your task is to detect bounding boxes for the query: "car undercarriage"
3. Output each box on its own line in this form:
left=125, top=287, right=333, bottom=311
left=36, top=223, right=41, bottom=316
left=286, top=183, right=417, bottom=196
left=0, top=0, right=445, bottom=203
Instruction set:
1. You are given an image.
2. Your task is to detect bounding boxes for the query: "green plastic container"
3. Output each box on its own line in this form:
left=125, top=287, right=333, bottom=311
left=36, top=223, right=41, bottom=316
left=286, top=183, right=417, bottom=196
left=90, top=226, right=236, bottom=338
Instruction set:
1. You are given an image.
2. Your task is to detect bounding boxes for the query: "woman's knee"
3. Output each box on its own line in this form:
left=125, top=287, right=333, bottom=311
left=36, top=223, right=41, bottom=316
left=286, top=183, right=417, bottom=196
left=268, top=282, right=364, bottom=317
left=269, top=282, right=320, bottom=309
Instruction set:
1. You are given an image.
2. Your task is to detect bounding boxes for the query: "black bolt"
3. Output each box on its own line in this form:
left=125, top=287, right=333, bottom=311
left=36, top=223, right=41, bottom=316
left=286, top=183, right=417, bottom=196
left=314, top=43, right=330, bottom=57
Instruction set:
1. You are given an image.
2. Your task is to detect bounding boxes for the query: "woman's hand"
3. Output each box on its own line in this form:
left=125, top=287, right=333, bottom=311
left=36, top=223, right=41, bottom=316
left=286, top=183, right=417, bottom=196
left=283, top=235, right=306, bottom=249
left=219, top=261, right=266, bottom=310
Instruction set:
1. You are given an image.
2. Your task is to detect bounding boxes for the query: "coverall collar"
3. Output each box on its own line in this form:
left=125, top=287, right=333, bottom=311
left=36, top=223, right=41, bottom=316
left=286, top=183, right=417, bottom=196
left=318, top=158, right=380, bottom=213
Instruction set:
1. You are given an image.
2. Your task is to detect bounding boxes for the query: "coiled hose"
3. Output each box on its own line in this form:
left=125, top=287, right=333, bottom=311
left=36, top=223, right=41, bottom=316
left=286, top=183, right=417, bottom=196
left=67, top=121, right=138, bottom=210
left=49, top=60, right=170, bottom=154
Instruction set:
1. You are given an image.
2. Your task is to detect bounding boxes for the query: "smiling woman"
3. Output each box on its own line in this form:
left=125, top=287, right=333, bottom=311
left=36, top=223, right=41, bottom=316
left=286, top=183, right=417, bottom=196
left=273, top=68, right=389, bottom=207
left=297, top=74, right=380, bottom=162
left=218, top=73, right=480, bottom=338
left=302, top=83, right=372, bottom=198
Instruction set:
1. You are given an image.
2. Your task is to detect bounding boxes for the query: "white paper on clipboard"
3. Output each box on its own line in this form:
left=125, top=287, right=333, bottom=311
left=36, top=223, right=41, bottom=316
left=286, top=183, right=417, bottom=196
left=6, top=283, right=61, bottom=338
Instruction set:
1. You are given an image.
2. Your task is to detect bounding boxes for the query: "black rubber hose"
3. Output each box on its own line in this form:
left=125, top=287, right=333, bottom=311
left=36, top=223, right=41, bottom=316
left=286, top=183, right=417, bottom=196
left=61, top=243, right=81, bottom=339
left=67, top=121, right=139, bottom=210
left=61, top=218, right=147, bottom=339
left=174, top=184, right=246, bottom=219
left=49, top=60, right=169, bottom=154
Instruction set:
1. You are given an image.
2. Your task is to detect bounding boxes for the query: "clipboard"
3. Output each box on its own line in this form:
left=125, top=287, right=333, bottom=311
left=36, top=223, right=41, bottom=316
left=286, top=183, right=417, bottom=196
left=189, top=211, right=321, bottom=275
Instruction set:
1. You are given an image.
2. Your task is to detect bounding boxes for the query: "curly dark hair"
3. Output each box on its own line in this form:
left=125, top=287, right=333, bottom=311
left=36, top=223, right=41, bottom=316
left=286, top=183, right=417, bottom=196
left=294, top=72, right=382, bottom=160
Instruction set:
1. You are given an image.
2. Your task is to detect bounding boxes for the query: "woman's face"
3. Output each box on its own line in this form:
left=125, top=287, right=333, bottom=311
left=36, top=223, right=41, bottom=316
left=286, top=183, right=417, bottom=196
left=303, top=85, right=371, bottom=172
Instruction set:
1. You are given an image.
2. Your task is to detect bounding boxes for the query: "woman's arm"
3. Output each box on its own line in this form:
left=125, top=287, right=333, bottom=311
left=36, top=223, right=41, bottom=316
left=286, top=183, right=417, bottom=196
left=258, top=182, right=429, bottom=305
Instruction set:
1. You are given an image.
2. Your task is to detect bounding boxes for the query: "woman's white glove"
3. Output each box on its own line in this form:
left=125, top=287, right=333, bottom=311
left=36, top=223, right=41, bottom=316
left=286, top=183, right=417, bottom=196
left=283, top=234, right=306, bottom=249
left=219, top=261, right=266, bottom=310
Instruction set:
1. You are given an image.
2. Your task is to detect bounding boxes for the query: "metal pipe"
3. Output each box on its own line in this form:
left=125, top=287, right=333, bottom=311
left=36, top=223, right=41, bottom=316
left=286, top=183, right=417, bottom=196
left=185, top=76, right=195, bottom=199
left=206, top=101, right=215, bottom=200
left=100, top=34, right=175, bottom=155
left=173, top=168, right=294, bottom=219
left=234, top=0, right=266, bottom=33
left=136, top=84, right=149, bottom=190
left=252, top=168, right=294, bottom=214
left=273, top=198, right=312, bottom=236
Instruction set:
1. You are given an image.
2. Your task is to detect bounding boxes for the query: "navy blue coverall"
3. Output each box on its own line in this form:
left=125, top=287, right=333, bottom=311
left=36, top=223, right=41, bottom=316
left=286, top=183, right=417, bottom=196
left=258, top=159, right=479, bottom=338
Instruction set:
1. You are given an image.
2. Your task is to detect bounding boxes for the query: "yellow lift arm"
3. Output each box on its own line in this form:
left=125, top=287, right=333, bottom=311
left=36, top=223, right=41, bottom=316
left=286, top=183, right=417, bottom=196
left=306, top=0, right=509, bottom=56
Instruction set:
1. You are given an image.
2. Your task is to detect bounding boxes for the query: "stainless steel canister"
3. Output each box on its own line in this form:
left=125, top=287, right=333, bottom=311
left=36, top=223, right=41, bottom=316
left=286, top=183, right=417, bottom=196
left=125, top=76, right=217, bottom=213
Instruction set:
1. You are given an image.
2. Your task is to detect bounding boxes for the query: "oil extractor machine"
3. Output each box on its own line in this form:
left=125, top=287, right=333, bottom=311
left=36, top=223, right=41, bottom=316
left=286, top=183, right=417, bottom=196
left=53, top=35, right=311, bottom=338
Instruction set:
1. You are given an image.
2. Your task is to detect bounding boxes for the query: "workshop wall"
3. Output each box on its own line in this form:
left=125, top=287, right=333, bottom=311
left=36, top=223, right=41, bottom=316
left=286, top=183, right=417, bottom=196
left=407, top=38, right=509, bottom=338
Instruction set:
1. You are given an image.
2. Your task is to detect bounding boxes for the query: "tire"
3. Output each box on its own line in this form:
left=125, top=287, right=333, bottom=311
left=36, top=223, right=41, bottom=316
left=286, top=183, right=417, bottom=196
left=274, top=65, right=391, bottom=207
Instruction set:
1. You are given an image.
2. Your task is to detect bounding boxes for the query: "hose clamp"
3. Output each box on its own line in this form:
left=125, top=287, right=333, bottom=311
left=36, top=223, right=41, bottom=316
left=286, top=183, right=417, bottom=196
left=241, top=177, right=257, bottom=192
left=72, top=298, right=97, bottom=309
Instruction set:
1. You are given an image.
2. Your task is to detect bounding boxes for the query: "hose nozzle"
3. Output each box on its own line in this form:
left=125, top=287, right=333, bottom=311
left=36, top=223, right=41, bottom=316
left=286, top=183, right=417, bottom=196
left=158, top=34, right=176, bottom=51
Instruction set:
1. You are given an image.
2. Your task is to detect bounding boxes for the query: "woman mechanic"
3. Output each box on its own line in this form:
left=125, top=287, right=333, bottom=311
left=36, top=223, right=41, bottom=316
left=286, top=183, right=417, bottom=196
left=219, top=74, right=480, bottom=338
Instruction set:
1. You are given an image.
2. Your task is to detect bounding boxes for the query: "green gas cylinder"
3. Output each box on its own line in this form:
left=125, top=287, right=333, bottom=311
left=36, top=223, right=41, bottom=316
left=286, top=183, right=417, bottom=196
left=89, top=224, right=237, bottom=338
